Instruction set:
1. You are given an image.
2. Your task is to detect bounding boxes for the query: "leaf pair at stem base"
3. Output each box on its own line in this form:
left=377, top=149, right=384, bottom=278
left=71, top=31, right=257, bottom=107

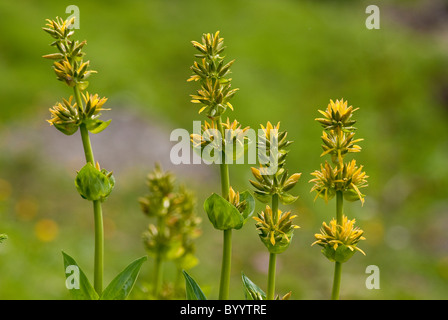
left=63, top=251, right=147, bottom=300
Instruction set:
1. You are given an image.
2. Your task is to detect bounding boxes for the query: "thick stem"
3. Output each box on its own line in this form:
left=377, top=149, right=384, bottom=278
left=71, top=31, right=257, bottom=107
left=216, top=116, right=232, bottom=300
left=336, top=190, right=343, bottom=225
left=80, top=124, right=94, bottom=164
left=272, top=193, right=279, bottom=223
left=216, top=117, right=230, bottom=200
left=219, top=229, right=232, bottom=300
left=75, top=86, right=104, bottom=295
left=331, top=261, right=342, bottom=300
left=267, top=252, right=277, bottom=300
left=93, top=199, right=104, bottom=294
left=73, top=84, right=84, bottom=113
left=331, top=191, right=344, bottom=300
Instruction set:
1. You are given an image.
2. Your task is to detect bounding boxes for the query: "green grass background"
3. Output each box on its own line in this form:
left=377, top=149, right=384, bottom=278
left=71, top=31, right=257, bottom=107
left=0, top=0, right=447, bottom=299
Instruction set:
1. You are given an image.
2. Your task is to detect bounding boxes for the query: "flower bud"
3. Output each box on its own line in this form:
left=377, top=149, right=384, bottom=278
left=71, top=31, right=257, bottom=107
left=75, top=163, right=115, bottom=202
left=315, top=99, right=358, bottom=132
left=204, top=189, right=254, bottom=231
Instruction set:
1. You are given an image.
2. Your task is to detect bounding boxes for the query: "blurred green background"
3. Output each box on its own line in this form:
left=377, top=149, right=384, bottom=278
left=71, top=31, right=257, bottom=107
left=0, top=0, right=447, bottom=300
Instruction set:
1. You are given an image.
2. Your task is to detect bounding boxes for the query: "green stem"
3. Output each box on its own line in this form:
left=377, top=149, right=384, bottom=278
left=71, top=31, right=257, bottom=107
left=75, top=86, right=104, bottom=295
left=73, top=84, right=84, bottom=111
left=331, top=191, right=344, bottom=300
left=80, top=124, right=94, bottom=164
left=216, top=116, right=232, bottom=300
left=267, top=252, right=277, bottom=300
left=93, top=199, right=104, bottom=294
left=216, top=117, right=230, bottom=200
left=219, top=229, right=232, bottom=300
left=331, top=261, right=342, bottom=300
left=272, top=193, right=279, bottom=223
left=336, top=190, right=343, bottom=225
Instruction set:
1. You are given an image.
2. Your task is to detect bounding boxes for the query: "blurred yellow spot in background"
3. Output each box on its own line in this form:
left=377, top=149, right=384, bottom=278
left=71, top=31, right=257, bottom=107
left=362, top=219, right=384, bottom=246
left=0, top=179, right=12, bottom=201
left=35, top=219, right=59, bottom=242
left=15, top=198, right=38, bottom=221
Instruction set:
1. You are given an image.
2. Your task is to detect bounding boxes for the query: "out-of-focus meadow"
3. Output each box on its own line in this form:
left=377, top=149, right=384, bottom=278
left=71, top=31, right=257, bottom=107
left=0, top=0, right=447, bottom=299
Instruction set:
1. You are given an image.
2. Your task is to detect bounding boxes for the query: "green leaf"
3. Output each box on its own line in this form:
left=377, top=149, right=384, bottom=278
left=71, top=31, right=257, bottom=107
left=84, top=119, right=111, bottom=134
left=62, top=251, right=99, bottom=300
left=334, top=245, right=356, bottom=263
left=321, top=244, right=356, bottom=263
left=343, top=188, right=364, bottom=202
left=77, top=80, right=89, bottom=91
left=242, top=272, right=266, bottom=300
left=253, top=191, right=271, bottom=204
left=278, top=192, right=299, bottom=205
left=262, top=231, right=294, bottom=254
left=99, top=256, right=147, bottom=300
left=183, top=270, right=207, bottom=300
left=204, top=193, right=243, bottom=230
left=53, top=122, right=79, bottom=136
left=100, top=168, right=115, bottom=202
left=237, top=191, right=255, bottom=225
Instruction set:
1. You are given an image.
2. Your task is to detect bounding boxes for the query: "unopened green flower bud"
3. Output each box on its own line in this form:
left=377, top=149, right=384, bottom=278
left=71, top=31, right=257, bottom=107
left=204, top=189, right=254, bottom=231
left=75, top=162, right=114, bottom=202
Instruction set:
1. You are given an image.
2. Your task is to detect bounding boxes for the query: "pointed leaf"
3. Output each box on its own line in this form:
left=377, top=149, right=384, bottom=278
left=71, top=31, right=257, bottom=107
left=85, top=119, right=111, bottom=134
left=100, top=256, right=147, bottom=300
left=238, top=191, right=255, bottom=224
left=279, top=192, right=299, bottom=205
left=242, top=272, right=266, bottom=300
left=183, top=270, right=207, bottom=300
left=62, top=251, right=99, bottom=300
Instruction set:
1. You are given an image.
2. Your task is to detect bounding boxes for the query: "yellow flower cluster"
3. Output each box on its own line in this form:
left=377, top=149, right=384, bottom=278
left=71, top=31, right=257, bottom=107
left=253, top=205, right=300, bottom=254
left=312, top=215, right=366, bottom=257
left=310, top=99, right=368, bottom=204
left=311, top=99, right=368, bottom=265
